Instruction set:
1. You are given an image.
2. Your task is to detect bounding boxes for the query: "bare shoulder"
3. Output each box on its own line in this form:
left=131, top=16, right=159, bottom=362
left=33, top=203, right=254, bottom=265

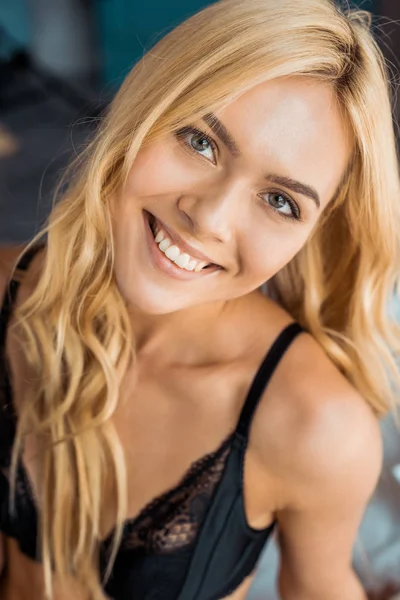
left=247, top=295, right=382, bottom=511
left=0, top=243, right=45, bottom=304
left=0, top=244, right=26, bottom=287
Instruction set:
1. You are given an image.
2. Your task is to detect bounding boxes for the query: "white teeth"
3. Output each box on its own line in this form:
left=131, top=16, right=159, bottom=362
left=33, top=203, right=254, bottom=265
left=174, top=253, right=190, bottom=268
left=165, top=245, right=180, bottom=261
left=194, top=261, right=207, bottom=272
left=186, top=260, right=197, bottom=271
left=152, top=224, right=212, bottom=272
left=155, top=230, right=164, bottom=244
left=159, top=238, right=171, bottom=252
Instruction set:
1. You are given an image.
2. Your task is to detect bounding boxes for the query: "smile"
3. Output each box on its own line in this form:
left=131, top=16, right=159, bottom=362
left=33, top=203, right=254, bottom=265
left=143, top=211, right=222, bottom=281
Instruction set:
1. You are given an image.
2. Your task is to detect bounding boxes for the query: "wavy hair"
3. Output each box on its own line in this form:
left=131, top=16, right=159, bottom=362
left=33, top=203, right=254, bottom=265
left=7, top=0, right=400, bottom=597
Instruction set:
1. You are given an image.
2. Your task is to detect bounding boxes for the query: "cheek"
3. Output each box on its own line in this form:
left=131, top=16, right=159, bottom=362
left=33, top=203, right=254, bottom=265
left=124, top=143, right=196, bottom=198
left=243, top=224, right=308, bottom=281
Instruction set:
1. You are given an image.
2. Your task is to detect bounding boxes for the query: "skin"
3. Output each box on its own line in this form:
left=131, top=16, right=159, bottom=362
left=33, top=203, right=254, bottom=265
left=0, top=76, right=389, bottom=599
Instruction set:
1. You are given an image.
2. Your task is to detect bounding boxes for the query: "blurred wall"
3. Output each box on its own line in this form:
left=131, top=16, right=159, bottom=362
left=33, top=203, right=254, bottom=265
left=0, top=0, right=97, bottom=83
left=27, top=0, right=97, bottom=83
left=94, top=0, right=213, bottom=87
left=0, top=0, right=30, bottom=53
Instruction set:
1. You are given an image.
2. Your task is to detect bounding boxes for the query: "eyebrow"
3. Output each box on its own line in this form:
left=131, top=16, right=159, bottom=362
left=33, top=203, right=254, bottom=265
left=203, top=112, right=242, bottom=158
left=202, top=112, right=321, bottom=209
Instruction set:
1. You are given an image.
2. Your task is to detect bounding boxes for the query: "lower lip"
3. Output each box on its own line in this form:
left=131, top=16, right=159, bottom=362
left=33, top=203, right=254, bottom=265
left=143, top=211, right=220, bottom=281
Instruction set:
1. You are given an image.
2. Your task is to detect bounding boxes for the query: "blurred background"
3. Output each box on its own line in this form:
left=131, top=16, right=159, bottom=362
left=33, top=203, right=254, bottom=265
left=0, top=0, right=400, bottom=598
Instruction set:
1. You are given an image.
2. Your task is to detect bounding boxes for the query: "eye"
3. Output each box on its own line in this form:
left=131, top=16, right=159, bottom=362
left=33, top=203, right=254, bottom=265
left=175, top=126, right=217, bottom=165
left=261, top=191, right=301, bottom=221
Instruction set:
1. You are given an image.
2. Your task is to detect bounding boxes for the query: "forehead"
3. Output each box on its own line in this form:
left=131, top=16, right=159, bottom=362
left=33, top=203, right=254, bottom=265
left=217, top=77, right=352, bottom=208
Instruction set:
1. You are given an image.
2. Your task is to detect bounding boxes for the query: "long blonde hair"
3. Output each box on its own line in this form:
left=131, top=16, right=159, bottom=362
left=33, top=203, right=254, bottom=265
left=7, top=0, right=400, bottom=597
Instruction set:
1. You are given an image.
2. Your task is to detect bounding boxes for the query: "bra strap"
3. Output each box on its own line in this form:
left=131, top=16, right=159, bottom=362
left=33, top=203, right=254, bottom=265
left=0, top=244, right=44, bottom=351
left=235, top=322, right=304, bottom=439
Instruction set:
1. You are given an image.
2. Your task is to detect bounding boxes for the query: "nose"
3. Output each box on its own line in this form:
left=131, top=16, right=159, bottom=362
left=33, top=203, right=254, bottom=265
left=177, top=180, right=245, bottom=243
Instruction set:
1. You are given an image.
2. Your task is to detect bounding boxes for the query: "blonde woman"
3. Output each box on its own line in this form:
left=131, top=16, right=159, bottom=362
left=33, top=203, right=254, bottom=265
left=1, top=0, right=400, bottom=599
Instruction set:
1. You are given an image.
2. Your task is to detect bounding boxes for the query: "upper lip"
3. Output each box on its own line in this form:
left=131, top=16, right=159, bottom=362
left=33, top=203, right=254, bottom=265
left=150, top=213, right=218, bottom=266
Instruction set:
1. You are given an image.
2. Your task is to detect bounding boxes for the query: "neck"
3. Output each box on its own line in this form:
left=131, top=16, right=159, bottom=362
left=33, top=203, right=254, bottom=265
left=126, top=298, right=236, bottom=365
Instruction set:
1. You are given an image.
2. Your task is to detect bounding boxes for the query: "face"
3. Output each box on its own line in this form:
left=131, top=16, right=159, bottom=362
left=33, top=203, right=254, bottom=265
left=111, top=77, right=351, bottom=315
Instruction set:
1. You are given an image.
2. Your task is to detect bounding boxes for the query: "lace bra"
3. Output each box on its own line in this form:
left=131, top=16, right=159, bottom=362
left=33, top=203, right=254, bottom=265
left=0, top=243, right=304, bottom=600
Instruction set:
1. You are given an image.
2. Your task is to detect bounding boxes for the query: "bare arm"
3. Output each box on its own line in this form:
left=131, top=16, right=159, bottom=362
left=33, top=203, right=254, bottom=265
left=277, top=480, right=373, bottom=600
left=275, top=391, right=382, bottom=600
left=250, top=330, right=383, bottom=600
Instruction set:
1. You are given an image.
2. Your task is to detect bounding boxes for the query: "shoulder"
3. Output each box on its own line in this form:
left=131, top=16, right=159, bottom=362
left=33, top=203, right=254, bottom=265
left=247, top=298, right=382, bottom=511
left=0, top=243, right=45, bottom=304
left=0, top=244, right=27, bottom=302
left=0, top=244, right=26, bottom=280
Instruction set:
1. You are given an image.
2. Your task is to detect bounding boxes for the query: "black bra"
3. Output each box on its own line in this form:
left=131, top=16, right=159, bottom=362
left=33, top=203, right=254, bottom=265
left=0, top=243, right=304, bottom=600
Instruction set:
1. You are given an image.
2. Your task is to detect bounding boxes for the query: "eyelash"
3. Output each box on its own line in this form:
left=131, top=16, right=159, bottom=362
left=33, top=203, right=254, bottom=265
left=174, top=126, right=302, bottom=222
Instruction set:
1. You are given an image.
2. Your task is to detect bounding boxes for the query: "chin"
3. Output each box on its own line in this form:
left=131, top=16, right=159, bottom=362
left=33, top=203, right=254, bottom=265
left=114, top=274, right=190, bottom=316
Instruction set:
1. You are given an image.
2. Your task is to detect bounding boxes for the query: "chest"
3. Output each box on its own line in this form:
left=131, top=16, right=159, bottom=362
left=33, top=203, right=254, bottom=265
left=110, top=362, right=249, bottom=519
left=7, top=328, right=274, bottom=535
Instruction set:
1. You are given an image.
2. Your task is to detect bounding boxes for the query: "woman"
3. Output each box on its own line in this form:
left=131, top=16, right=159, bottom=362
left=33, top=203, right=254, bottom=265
left=1, top=0, right=400, bottom=598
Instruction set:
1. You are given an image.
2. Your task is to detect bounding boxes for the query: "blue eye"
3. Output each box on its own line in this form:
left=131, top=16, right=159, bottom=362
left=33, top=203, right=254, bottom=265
left=262, top=191, right=301, bottom=221
left=175, top=126, right=217, bottom=164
